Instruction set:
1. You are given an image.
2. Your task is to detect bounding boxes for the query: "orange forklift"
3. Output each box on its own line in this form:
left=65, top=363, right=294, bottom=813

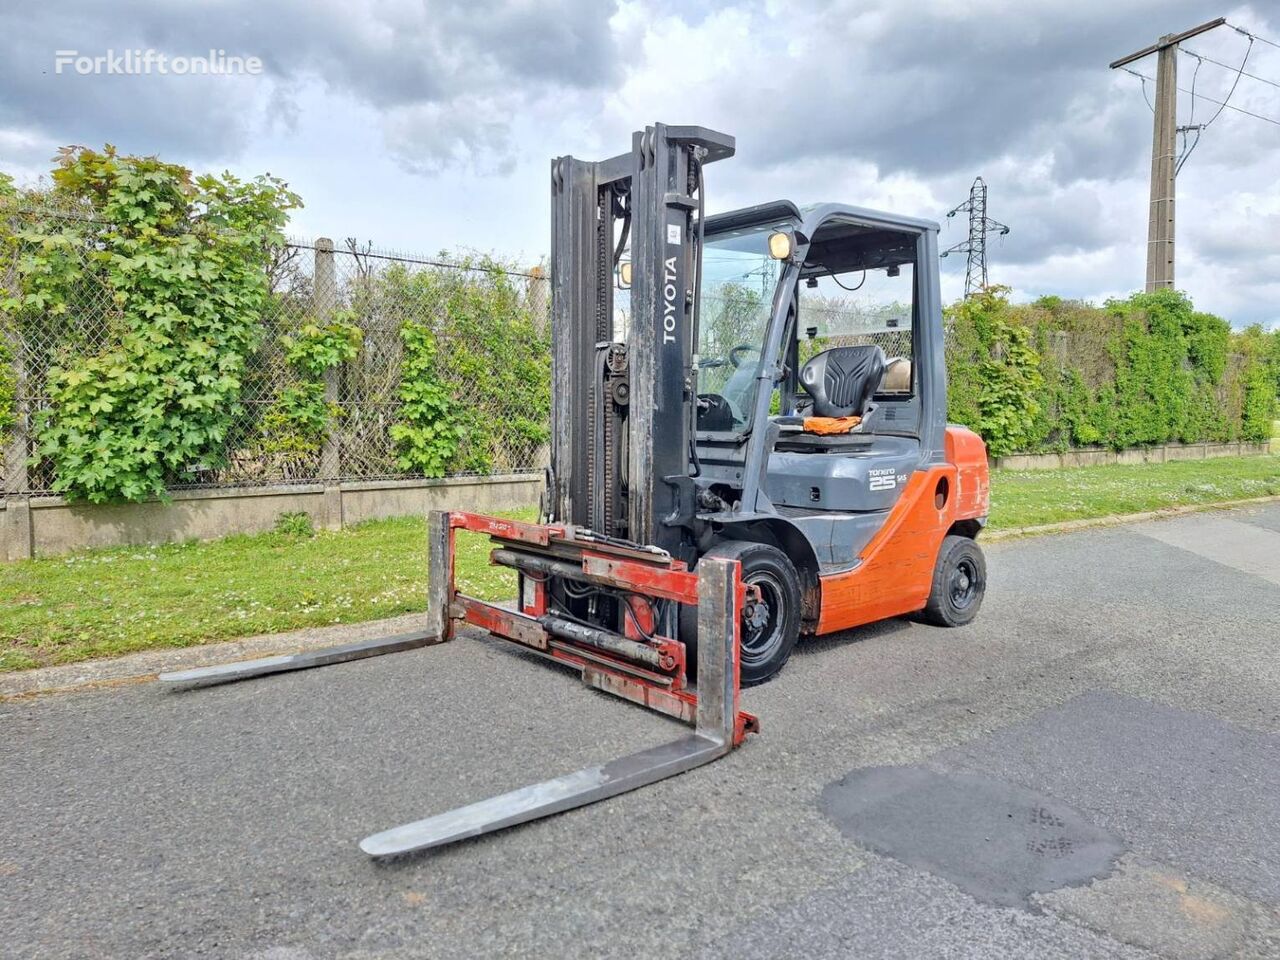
left=164, top=123, right=989, bottom=857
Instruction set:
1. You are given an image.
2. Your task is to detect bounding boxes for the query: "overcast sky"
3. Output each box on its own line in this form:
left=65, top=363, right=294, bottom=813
left=3, top=0, right=1277, bottom=325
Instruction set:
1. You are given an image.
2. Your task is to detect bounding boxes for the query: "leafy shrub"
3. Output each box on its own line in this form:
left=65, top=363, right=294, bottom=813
left=0, top=176, right=25, bottom=453
left=1108, top=291, right=1191, bottom=445
left=2, top=146, right=299, bottom=502
left=947, top=287, right=1271, bottom=454
left=1234, top=324, right=1280, bottom=443
left=372, top=258, right=550, bottom=474
left=945, top=287, right=1044, bottom=456
left=390, top=321, right=463, bottom=476
left=273, top=510, right=315, bottom=537
left=282, top=317, right=364, bottom=378
left=258, top=316, right=362, bottom=474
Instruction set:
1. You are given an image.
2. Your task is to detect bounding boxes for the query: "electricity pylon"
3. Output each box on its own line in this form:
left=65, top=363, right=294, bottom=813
left=942, top=176, right=1010, bottom=298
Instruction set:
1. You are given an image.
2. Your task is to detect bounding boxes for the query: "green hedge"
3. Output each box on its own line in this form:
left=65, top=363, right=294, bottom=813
left=1, top=148, right=298, bottom=502
left=4, top=150, right=1274, bottom=494
left=1, top=149, right=551, bottom=502
left=946, top=287, right=1280, bottom=457
left=360, top=259, right=551, bottom=476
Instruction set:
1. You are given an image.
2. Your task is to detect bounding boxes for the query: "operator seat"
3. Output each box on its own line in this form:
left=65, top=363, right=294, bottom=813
left=768, top=342, right=915, bottom=511
left=801, top=345, right=886, bottom=418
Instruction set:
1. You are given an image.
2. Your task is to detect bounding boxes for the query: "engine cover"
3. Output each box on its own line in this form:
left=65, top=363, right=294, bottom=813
left=765, top=436, right=920, bottom=512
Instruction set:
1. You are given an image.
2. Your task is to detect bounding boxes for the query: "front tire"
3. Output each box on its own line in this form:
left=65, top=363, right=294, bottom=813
left=921, top=535, right=986, bottom=627
left=681, top=540, right=802, bottom=687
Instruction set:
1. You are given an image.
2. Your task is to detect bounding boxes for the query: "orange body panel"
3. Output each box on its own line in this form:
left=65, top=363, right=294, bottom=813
left=946, top=424, right=991, bottom=521
left=815, top=426, right=988, bottom=635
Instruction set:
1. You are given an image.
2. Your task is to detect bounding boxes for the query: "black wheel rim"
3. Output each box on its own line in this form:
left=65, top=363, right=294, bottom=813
left=741, top=571, right=785, bottom=667
left=949, top=556, right=980, bottom=611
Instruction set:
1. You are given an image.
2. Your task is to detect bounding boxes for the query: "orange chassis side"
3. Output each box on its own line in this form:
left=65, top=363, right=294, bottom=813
left=815, top=425, right=990, bottom=634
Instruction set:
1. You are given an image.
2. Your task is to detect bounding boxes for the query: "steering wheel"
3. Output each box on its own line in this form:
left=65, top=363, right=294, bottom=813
left=697, top=393, right=738, bottom=431
left=729, top=344, right=759, bottom=368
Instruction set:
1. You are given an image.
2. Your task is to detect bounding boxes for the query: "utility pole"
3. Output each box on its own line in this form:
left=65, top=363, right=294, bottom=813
left=941, top=177, right=1010, bottom=298
left=1110, top=17, right=1224, bottom=292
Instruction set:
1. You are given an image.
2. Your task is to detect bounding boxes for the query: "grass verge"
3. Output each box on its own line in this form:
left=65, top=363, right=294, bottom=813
left=987, top=454, right=1280, bottom=528
left=0, top=511, right=533, bottom=672
left=4, top=455, right=1280, bottom=672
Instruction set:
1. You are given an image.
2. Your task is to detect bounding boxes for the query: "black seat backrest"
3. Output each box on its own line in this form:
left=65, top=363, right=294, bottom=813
left=800, top=345, right=886, bottom=418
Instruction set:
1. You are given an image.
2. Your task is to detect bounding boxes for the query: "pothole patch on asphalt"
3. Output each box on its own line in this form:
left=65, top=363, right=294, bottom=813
left=820, top=765, right=1125, bottom=907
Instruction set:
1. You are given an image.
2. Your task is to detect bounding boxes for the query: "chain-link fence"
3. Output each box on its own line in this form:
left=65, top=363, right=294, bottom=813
left=243, top=238, right=552, bottom=487
left=0, top=203, right=551, bottom=499
left=11, top=200, right=1257, bottom=506
left=0, top=201, right=944, bottom=504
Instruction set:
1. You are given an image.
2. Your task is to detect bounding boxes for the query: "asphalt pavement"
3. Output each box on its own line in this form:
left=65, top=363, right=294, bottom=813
left=4, top=503, right=1280, bottom=959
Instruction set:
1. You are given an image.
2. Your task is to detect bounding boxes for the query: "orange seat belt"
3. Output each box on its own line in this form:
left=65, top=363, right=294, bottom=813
left=802, top=416, right=861, bottom=435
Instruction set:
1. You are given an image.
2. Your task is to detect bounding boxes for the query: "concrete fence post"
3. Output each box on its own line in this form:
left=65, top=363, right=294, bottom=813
left=3, top=333, right=27, bottom=497
left=2, top=333, right=33, bottom=560
left=3, top=227, right=28, bottom=499
left=526, top=265, right=549, bottom=334
left=314, top=238, right=341, bottom=484
left=313, top=238, right=343, bottom=531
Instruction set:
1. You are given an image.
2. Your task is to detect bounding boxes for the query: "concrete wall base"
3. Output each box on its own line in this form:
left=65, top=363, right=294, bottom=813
left=991, top=441, right=1273, bottom=472
left=2, top=440, right=1274, bottom=560
left=1, top=474, right=542, bottom=560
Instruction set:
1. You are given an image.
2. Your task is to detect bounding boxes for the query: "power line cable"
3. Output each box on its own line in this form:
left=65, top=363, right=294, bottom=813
left=1196, top=36, right=1255, bottom=129
left=1121, top=67, right=1280, bottom=126
left=1137, top=74, right=1155, bottom=112
left=1176, top=125, right=1203, bottom=173
left=1182, top=46, right=1280, bottom=90
left=1176, top=51, right=1205, bottom=171
left=1186, top=50, right=1203, bottom=124
left=1227, top=22, right=1280, bottom=50
left=1176, top=127, right=1203, bottom=173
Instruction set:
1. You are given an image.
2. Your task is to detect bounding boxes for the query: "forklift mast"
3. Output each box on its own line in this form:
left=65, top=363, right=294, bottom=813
left=548, top=124, right=735, bottom=563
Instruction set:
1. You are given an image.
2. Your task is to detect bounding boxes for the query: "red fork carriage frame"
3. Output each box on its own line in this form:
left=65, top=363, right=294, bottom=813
left=429, top=510, right=758, bottom=745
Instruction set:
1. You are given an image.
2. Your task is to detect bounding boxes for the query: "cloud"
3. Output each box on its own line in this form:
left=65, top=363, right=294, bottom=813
left=383, top=95, right=519, bottom=176
left=596, top=0, right=1280, bottom=323
left=1, top=0, right=1276, bottom=325
left=0, top=0, right=619, bottom=168
left=609, top=0, right=1219, bottom=180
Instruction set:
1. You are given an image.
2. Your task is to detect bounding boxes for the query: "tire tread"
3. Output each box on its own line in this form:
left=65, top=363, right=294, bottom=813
left=921, top=534, right=986, bottom=627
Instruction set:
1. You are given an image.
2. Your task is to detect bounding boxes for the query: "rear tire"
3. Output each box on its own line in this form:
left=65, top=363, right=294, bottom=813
left=680, top=540, right=802, bottom=687
left=921, top=535, right=986, bottom=627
